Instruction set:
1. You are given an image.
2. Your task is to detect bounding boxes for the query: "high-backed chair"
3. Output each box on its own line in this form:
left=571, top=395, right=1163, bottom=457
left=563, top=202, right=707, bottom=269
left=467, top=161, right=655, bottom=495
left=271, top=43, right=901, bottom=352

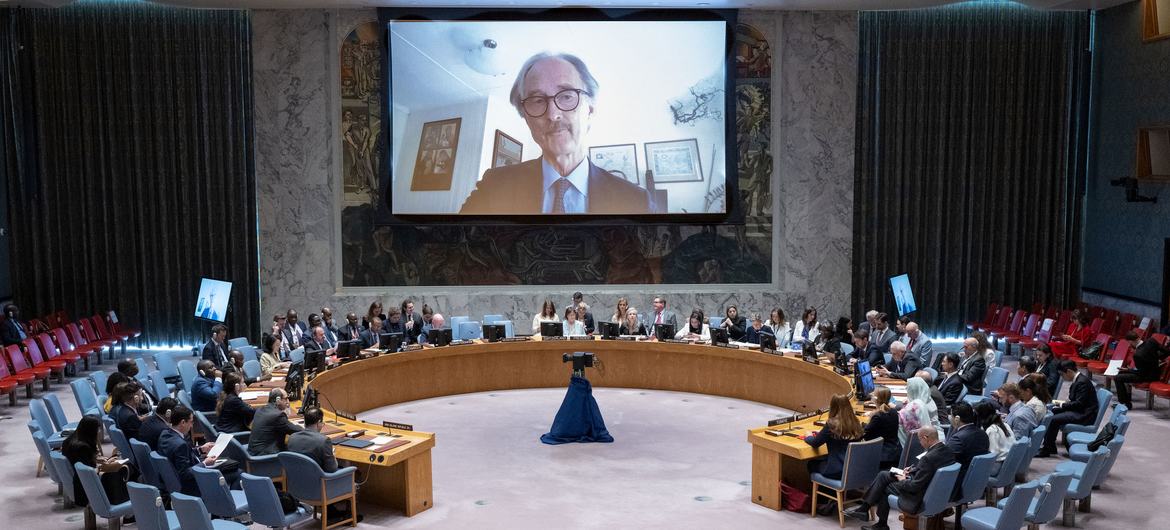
left=150, top=370, right=172, bottom=400
left=456, top=320, right=482, bottom=341
left=169, top=492, right=248, bottom=530
left=0, top=348, right=35, bottom=401
left=6, top=343, right=51, bottom=391
left=38, top=331, right=81, bottom=374
left=240, top=473, right=314, bottom=529
left=153, top=352, right=180, bottom=390
left=107, top=424, right=136, bottom=466
left=899, top=430, right=924, bottom=468
left=75, top=462, right=134, bottom=529
left=482, top=314, right=505, bottom=324
left=49, top=450, right=79, bottom=509
left=221, top=437, right=284, bottom=488
left=29, top=399, right=66, bottom=449
left=177, top=360, right=198, bottom=392
left=1059, top=445, right=1110, bottom=526
left=134, top=358, right=152, bottom=384
left=963, top=367, right=1009, bottom=405
left=1062, top=434, right=1126, bottom=488
left=951, top=453, right=996, bottom=524
left=130, top=439, right=162, bottom=490
left=89, top=371, right=109, bottom=397
left=809, top=437, right=883, bottom=527
left=70, top=378, right=103, bottom=418
left=960, top=480, right=1040, bottom=530
left=31, top=429, right=60, bottom=483
left=23, top=336, right=67, bottom=381
left=1061, top=388, right=1113, bottom=439
left=127, top=481, right=181, bottom=530
left=448, top=316, right=470, bottom=334
left=887, top=462, right=962, bottom=529
left=52, top=326, right=101, bottom=370
left=1065, top=407, right=1128, bottom=447
left=1014, top=469, right=1074, bottom=530
left=191, top=466, right=249, bottom=518
left=149, top=450, right=184, bottom=495
left=986, top=437, right=1030, bottom=502
left=277, top=451, right=357, bottom=530
left=227, top=337, right=250, bottom=349
left=243, top=360, right=262, bottom=381
left=42, top=392, right=79, bottom=432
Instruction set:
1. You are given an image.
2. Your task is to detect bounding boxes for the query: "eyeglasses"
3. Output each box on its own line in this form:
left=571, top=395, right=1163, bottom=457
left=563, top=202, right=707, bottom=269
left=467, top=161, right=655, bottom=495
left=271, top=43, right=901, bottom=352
left=520, top=88, right=590, bottom=118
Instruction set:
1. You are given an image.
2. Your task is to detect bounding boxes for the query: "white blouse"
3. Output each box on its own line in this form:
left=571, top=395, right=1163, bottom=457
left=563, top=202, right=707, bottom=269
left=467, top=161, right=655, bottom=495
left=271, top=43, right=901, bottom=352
left=675, top=323, right=711, bottom=342
left=986, top=424, right=1013, bottom=462
left=531, top=314, right=561, bottom=334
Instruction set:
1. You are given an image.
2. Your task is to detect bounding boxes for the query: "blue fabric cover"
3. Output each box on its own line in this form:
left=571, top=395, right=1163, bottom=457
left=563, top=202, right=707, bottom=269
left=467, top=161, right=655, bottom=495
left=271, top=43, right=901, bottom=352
left=541, top=376, right=614, bottom=444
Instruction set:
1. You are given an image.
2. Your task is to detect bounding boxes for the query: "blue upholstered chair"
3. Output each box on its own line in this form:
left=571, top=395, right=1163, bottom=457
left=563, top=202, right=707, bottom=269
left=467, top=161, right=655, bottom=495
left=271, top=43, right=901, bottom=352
left=107, top=424, right=136, bottom=466
left=49, top=451, right=77, bottom=508
left=191, top=466, right=249, bottom=518
left=708, top=316, right=724, bottom=329
left=177, top=360, right=198, bottom=392
left=964, top=367, right=1009, bottom=405
left=1061, top=388, right=1113, bottom=438
left=810, top=437, right=883, bottom=526
left=75, top=462, right=134, bottom=529
left=154, top=352, right=180, bottom=390
left=1009, top=469, right=1074, bottom=529
left=482, top=314, right=505, bottom=324
left=497, top=320, right=516, bottom=338
left=127, top=481, right=182, bottom=530
left=1065, top=405, right=1128, bottom=446
left=243, top=359, right=262, bottom=381
left=134, top=358, right=152, bottom=384
left=130, top=439, right=162, bottom=490
left=277, top=452, right=357, bottom=526
left=150, top=450, right=184, bottom=495
left=89, top=371, right=109, bottom=398
left=951, top=452, right=996, bottom=523
left=960, top=479, right=1039, bottom=530
left=70, top=378, right=103, bottom=418
left=238, top=345, right=260, bottom=362
left=150, top=370, right=172, bottom=400
left=176, top=389, right=192, bottom=409
left=1057, top=445, right=1110, bottom=526
left=1062, top=435, right=1126, bottom=488
left=170, top=492, right=248, bottom=530
left=221, top=437, right=284, bottom=489
left=29, top=399, right=66, bottom=449
left=240, top=473, right=314, bottom=529
left=448, top=316, right=470, bottom=334
left=42, top=392, right=80, bottom=432
left=887, top=462, right=962, bottom=528
left=457, top=320, right=482, bottom=341
left=986, top=437, right=1030, bottom=502
left=899, top=430, right=924, bottom=468
left=227, top=337, right=250, bottom=349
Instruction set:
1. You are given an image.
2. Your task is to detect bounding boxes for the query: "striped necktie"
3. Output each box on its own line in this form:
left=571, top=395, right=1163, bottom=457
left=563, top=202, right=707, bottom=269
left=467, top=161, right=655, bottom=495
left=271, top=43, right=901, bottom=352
left=550, top=178, right=571, bottom=213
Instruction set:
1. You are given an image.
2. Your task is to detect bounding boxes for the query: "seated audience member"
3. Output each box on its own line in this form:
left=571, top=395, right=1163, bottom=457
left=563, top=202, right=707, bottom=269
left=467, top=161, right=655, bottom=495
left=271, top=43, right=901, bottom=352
left=992, top=382, right=1038, bottom=439
left=945, top=402, right=990, bottom=498
left=619, top=307, right=647, bottom=337
left=869, top=312, right=897, bottom=357
left=282, top=310, right=307, bottom=351
left=359, top=318, right=384, bottom=349
left=337, top=313, right=363, bottom=343
left=248, top=389, right=303, bottom=455
left=791, top=307, right=819, bottom=345
left=1115, top=332, right=1170, bottom=408
left=899, top=377, right=945, bottom=447
left=743, top=314, right=775, bottom=345
left=935, top=353, right=965, bottom=410
left=220, top=349, right=261, bottom=385
left=815, top=322, right=840, bottom=356
left=63, top=415, right=132, bottom=508
left=804, top=394, right=864, bottom=481
left=190, top=360, right=223, bottom=413
left=895, top=315, right=911, bottom=337
left=421, top=304, right=434, bottom=326
left=110, top=382, right=146, bottom=441
left=610, top=297, right=630, bottom=324
left=974, top=401, right=1012, bottom=476
left=877, top=341, right=919, bottom=380
left=300, top=314, right=323, bottom=345
left=1039, top=360, right=1098, bottom=457
left=765, top=308, right=790, bottom=348
left=362, top=301, right=386, bottom=330
left=320, top=307, right=339, bottom=346
left=288, top=408, right=364, bottom=525
left=972, top=331, right=997, bottom=367
left=1048, top=310, right=1094, bottom=359
left=836, top=316, right=854, bottom=343
left=158, top=405, right=223, bottom=496
left=107, top=359, right=154, bottom=414
left=916, top=371, right=948, bottom=422
left=531, top=299, right=561, bottom=334
left=563, top=307, right=586, bottom=337
left=902, top=322, right=934, bottom=366
left=1016, top=355, right=1038, bottom=378
left=575, top=301, right=596, bottom=335
left=418, top=314, right=447, bottom=345
left=1, top=304, right=30, bottom=346
left=400, top=299, right=425, bottom=344
left=214, top=373, right=254, bottom=434
left=201, top=324, right=230, bottom=368
left=843, top=426, right=954, bottom=529
left=864, top=387, right=903, bottom=470
left=1033, top=344, right=1060, bottom=397
left=675, top=309, right=711, bottom=342
left=259, top=333, right=289, bottom=378
left=720, top=305, right=747, bottom=342
left=1016, top=377, right=1049, bottom=421
left=139, top=397, right=179, bottom=450
left=851, top=330, right=871, bottom=362
left=383, top=307, right=406, bottom=336
left=957, top=337, right=988, bottom=395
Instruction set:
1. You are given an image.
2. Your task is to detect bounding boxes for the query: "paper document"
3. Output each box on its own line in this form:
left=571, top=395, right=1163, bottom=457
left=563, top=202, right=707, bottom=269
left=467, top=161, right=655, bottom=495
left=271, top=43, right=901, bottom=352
left=240, top=390, right=268, bottom=400
left=1103, top=359, right=1125, bottom=376
left=370, top=436, right=394, bottom=445
left=207, top=433, right=234, bottom=459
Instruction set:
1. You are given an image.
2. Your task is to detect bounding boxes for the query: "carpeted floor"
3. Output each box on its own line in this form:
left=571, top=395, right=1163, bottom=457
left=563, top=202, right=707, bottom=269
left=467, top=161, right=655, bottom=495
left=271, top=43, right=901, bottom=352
left=1, top=346, right=1165, bottom=529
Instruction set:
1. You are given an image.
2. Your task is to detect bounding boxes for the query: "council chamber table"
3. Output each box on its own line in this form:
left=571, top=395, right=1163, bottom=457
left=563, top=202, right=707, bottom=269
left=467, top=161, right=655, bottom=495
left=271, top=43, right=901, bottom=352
left=285, top=337, right=856, bottom=516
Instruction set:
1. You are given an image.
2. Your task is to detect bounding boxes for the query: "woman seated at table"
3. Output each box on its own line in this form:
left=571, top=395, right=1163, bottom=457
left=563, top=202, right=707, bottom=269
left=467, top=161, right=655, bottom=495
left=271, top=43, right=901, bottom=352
left=975, top=401, right=1012, bottom=475
left=720, top=305, right=747, bottom=342
left=791, top=307, right=819, bottom=345
left=63, top=415, right=133, bottom=509
left=259, top=333, right=289, bottom=377
left=610, top=297, right=629, bottom=324
left=1048, top=310, right=1094, bottom=359
left=863, top=386, right=903, bottom=469
left=531, top=299, right=561, bottom=334
left=619, top=307, right=647, bottom=336
left=675, top=309, right=711, bottom=342
left=563, top=307, right=587, bottom=337
left=804, top=393, right=863, bottom=480
left=815, top=322, right=841, bottom=356
left=765, top=308, right=791, bottom=348
left=214, top=372, right=255, bottom=434
left=743, top=314, right=775, bottom=345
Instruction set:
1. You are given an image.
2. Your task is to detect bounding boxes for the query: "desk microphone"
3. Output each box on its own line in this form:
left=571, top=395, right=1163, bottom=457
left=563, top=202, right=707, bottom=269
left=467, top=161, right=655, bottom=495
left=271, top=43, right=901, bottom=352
left=317, top=390, right=344, bottom=426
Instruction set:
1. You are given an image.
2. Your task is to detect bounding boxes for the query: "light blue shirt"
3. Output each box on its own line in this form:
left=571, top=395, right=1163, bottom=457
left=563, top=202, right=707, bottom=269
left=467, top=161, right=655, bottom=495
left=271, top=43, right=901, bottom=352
left=541, top=158, right=589, bottom=213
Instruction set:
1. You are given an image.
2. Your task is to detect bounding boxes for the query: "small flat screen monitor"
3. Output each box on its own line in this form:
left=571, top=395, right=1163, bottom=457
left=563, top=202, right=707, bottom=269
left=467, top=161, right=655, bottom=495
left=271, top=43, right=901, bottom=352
left=541, top=321, right=564, bottom=338
left=598, top=321, right=619, bottom=340
left=711, top=327, right=729, bottom=345
left=194, top=278, right=232, bottom=322
left=889, top=273, right=917, bottom=317
left=654, top=323, right=675, bottom=341
left=303, top=348, right=327, bottom=374
left=379, top=332, right=404, bottom=352
left=336, top=340, right=360, bottom=360
left=482, top=324, right=506, bottom=342
left=428, top=328, right=453, bottom=346
left=856, top=360, right=875, bottom=397
left=759, top=332, right=777, bottom=351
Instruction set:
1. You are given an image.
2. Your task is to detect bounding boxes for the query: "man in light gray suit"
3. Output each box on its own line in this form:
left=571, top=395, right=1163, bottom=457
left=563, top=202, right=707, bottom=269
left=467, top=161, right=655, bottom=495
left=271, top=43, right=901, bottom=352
left=247, top=389, right=303, bottom=455
left=901, top=322, right=934, bottom=367
left=649, top=296, right=678, bottom=332
left=868, top=312, right=897, bottom=357
left=858, top=310, right=879, bottom=335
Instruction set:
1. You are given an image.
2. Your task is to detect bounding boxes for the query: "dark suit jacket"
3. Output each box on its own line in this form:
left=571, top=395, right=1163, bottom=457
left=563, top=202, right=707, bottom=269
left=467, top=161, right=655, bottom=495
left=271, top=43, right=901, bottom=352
left=893, top=441, right=956, bottom=514
left=201, top=340, right=228, bottom=367
left=214, top=394, right=255, bottom=433
left=724, top=316, right=748, bottom=342
left=139, top=414, right=169, bottom=450
left=358, top=329, right=378, bottom=349
left=404, top=313, right=425, bottom=344
left=804, top=426, right=859, bottom=480
left=1132, top=339, right=1170, bottom=379
left=287, top=429, right=338, bottom=473
left=946, top=423, right=990, bottom=499
left=870, top=328, right=897, bottom=355
left=459, top=159, right=658, bottom=214
left=1057, top=374, right=1098, bottom=422
left=337, top=323, right=364, bottom=343
left=247, top=403, right=302, bottom=455
left=220, top=362, right=257, bottom=386
left=1036, top=358, right=1060, bottom=397
left=112, top=403, right=142, bottom=441
left=281, top=322, right=307, bottom=348
left=743, top=325, right=775, bottom=345
left=1, top=318, right=28, bottom=346
left=937, top=372, right=964, bottom=409
left=303, top=338, right=329, bottom=360
left=863, top=409, right=903, bottom=465
left=158, top=428, right=204, bottom=496
left=191, top=375, right=222, bottom=413
left=887, top=353, right=922, bottom=380
left=958, top=353, right=987, bottom=395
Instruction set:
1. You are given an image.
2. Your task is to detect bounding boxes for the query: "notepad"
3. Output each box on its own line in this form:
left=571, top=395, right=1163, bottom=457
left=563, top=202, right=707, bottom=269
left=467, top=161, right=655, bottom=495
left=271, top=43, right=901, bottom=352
left=1103, top=359, right=1125, bottom=376
left=239, top=390, right=268, bottom=400
left=207, top=433, right=234, bottom=459
left=370, top=435, right=395, bottom=445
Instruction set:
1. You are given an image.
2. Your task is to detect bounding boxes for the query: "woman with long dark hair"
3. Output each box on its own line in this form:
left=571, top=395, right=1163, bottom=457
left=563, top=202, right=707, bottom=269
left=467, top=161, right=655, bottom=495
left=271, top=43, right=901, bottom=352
left=1048, top=310, right=1094, bottom=359
left=62, top=415, right=132, bottom=510
left=804, top=394, right=864, bottom=480
left=975, top=401, right=1012, bottom=475
left=531, top=298, right=561, bottom=333
left=792, top=307, right=819, bottom=344
left=215, top=372, right=255, bottom=433
left=675, top=309, right=711, bottom=342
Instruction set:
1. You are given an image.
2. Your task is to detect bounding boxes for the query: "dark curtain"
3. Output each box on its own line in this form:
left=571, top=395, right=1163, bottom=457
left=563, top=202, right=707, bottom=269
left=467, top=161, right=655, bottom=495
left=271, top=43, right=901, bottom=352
left=1, top=1, right=257, bottom=347
left=853, top=2, right=1091, bottom=339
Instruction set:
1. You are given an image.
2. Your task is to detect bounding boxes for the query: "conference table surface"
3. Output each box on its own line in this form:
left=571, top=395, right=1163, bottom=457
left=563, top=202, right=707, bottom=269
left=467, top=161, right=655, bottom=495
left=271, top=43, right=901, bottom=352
left=270, top=336, right=863, bottom=517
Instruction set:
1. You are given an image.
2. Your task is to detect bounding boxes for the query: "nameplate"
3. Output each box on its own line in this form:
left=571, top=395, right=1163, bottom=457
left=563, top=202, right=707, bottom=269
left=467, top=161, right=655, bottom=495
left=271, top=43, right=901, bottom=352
left=761, top=347, right=777, bottom=355
left=501, top=337, right=531, bottom=342
left=402, top=344, right=423, bottom=352
left=664, top=339, right=689, bottom=344
left=336, top=410, right=357, bottom=421
left=543, top=336, right=567, bottom=341
left=449, top=340, right=473, bottom=346
left=382, top=420, right=413, bottom=431
left=767, top=418, right=785, bottom=427
left=617, top=336, right=638, bottom=341
left=714, top=342, right=738, bottom=349
left=570, top=336, right=593, bottom=341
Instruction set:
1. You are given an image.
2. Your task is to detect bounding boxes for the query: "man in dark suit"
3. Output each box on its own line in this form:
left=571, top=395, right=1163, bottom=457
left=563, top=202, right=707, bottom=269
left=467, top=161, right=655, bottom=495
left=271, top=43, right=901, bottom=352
left=399, top=300, right=424, bottom=345
left=1040, top=360, right=1099, bottom=456
left=944, top=402, right=990, bottom=499
left=845, top=426, right=955, bottom=530
left=1115, top=334, right=1170, bottom=408
left=138, top=397, right=179, bottom=450
left=957, top=338, right=988, bottom=395
left=248, top=389, right=303, bottom=455
left=287, top=407, right=337, bottom=473
left=459, top=53, right=658, bottom=215
left=320, top=307, right=339, bottom=347
left=281, top=310, right=307, bottom=352
left=877, top=341, right=920, bottom=380
left=201, top=324, right=230, bottom=368
left=384, top=308, right=407, bottom=337
left=648, top=296, right=678, bottom=333
left=157, top=405, right=217, bottom=496
left=359, top=318, right=384, bottom=349
left=190, top=360, right=222, bottom=413
left=1, top=304, right=29, bottom=346
left=936, top=353, right=965, bottom=411
left=337, top=313, right=363, bottom=343
left=220, top=350, right=260, bottom=385
left=868, top=313, right=897, bottom=358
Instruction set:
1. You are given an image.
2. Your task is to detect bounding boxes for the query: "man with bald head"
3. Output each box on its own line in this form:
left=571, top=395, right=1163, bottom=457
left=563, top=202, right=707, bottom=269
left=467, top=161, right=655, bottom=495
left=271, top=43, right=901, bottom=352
left=845, top=425, right=955, bottom=529
left=248, top=388, right=303, bottom=455
left=876, top=340, right=920, bottom=380
left=957, top=336, right=988, bottom=395
left=900, top=322, right=933, bottom=365
left=419, top=313, right=447, bottom=345
left=459, top=52, right=658, bottom=214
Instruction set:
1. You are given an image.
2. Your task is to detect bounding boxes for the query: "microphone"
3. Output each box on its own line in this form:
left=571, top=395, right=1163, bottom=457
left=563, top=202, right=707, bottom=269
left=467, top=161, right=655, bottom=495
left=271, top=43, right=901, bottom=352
left=315, top=389, right=344, bottom=426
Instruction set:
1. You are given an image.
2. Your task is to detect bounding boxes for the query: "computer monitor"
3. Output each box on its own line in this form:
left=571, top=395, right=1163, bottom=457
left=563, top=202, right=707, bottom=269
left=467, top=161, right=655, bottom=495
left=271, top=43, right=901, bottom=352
left=379, top=332, right=403, bottom=352
left=855, top=360, right=875, bottom=399
left=303, top=347, right=328, bottom=374
left=889, top=273, right=917, bottom=316
left=598, top=321, right=619, bottom=340
left=428, top=328, right=452, bottom=346
left=335, top=340, right=360, bottom=360
left=540, top=321, right=564, bottom=338
left=710, top=327, right=729, bottom=345
left=194, top=277, right=232, bottom=323
left=654, top=323, right=675, bottom=341
left=759, top=332, right=777, bottom=351
left=482, top=324, right=505, bottom=342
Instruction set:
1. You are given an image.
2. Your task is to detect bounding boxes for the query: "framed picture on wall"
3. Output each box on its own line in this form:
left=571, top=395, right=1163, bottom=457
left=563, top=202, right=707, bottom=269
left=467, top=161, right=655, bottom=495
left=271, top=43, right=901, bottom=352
left=589, top=143, right=640, bottom=186
left=644, top=138, right=702, bottom=183
left=410, top=117, right=461, bottom=191
left=491, top=130, right=523, bottom=168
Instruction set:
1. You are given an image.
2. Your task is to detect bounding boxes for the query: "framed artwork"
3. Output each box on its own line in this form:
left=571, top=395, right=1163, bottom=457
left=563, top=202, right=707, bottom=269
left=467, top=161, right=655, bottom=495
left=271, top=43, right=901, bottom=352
left=411, top=117, right=462, bottom=191
left=644, top=138, right=702, bottom=183
left=589, top=143, right=640, bottom=186
left=491, top=130, right=523, bottom=168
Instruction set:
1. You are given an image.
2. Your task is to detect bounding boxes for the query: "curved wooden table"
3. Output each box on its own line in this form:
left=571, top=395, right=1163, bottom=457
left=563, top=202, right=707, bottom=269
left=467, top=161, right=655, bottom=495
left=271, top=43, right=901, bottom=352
left=305, top=338, right=854, bottom=516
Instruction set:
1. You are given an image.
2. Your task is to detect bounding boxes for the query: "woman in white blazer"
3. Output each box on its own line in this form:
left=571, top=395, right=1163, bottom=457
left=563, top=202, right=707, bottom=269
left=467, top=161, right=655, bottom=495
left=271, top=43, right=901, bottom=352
left=791, top=306, right=820, bottom=345
left=675, top=309, right=712, bottom=342
left=765, top=307, right=792, bottom=348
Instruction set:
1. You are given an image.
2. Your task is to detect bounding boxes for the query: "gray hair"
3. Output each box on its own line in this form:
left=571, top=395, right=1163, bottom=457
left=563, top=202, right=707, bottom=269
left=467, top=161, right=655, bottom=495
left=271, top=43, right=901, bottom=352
left=509, top=52, right=600, bottom=118
left=890, top=340, right=907, bottom=354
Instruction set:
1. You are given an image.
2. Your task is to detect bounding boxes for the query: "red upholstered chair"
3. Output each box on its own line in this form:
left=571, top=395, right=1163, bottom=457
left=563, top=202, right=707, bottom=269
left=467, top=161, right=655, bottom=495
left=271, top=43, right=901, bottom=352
left=1044, top=306, right=1059, bottom=319
left=37, top=332, right=80, bottom=374
left=1100, top=309, right=1119, bottom=336
left=1072, top=333, right=1112, bottom=368
left=79, top=319, right=118, bottom=360
left=66, top=322, right=107, bottom=362
left=5, top=344, right=50, bottom=392
left=1051, top=310, right=1073, bottom=339
left=105, top=310, right=141, bottom=340
left=979, top=306, right=1013, bottom=334
left=966, top=303, right=1000, bottom=331
left=23, top=337, right=66, bottom=383
left=1004, top=313, right=1041, bottom=356
left=1088, top=339, right=1131, bottom=377
left=1115, top=313, right=1137, bottom=340
left=51, top=327, right=101, bottom=370
left=990, top=310, right=1026, bottom=341
left=0, top=353, right=23, bottom=404
left=1030, top=302, right=1045, bottom=316
left=1088, top=317, right=1105, bottom=336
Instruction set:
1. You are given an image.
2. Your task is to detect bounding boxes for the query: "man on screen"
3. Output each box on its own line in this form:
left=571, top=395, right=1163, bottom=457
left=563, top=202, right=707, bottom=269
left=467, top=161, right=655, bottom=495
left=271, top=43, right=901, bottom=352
left=459, top=52, right=658, bottom=215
